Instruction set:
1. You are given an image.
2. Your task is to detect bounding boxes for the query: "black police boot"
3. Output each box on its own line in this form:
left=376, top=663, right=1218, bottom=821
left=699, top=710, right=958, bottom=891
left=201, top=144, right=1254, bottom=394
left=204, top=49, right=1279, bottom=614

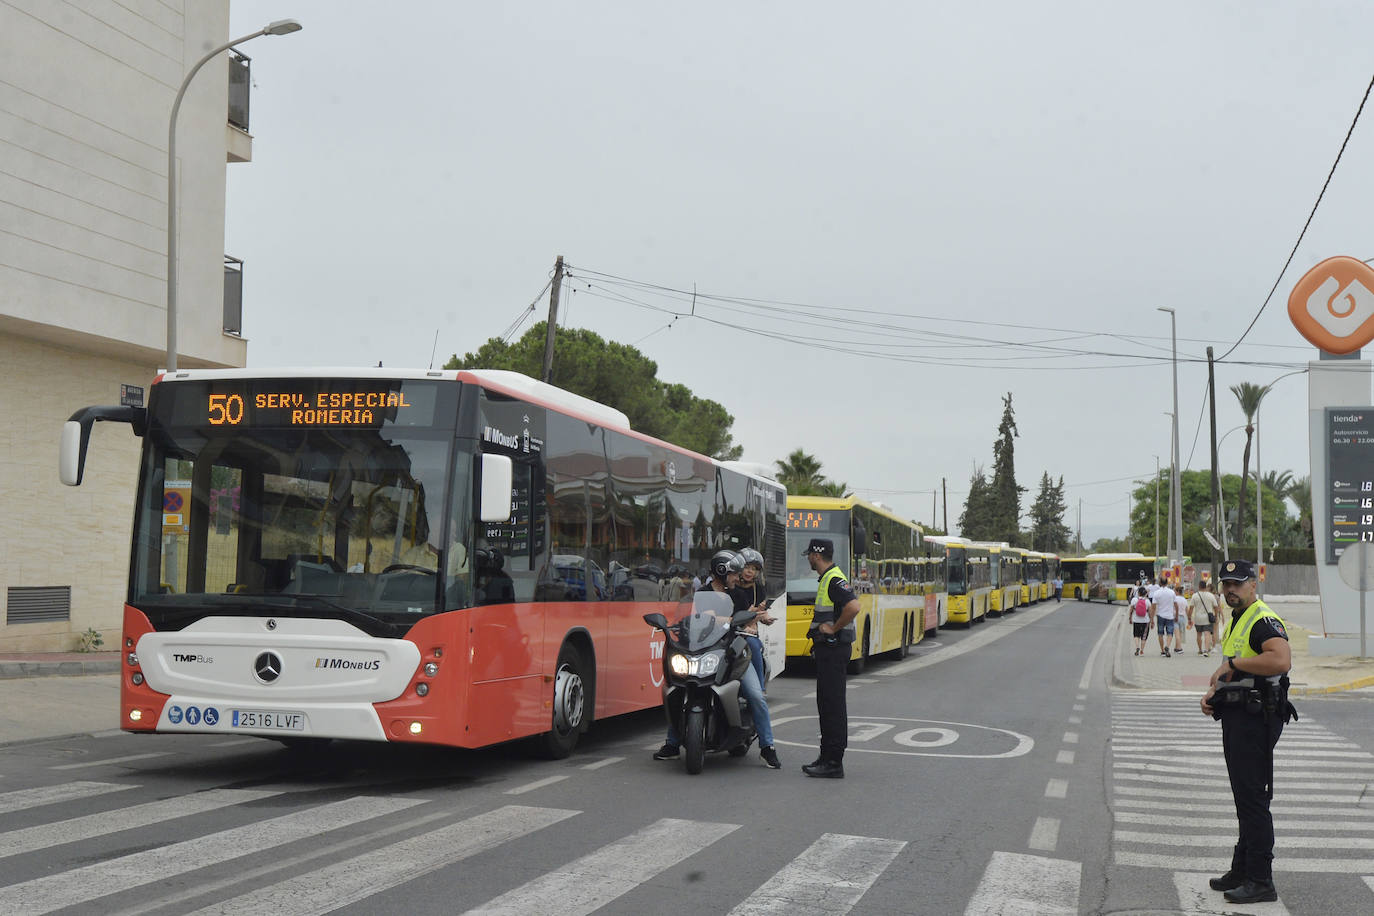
left=1207, top=871, right=1244, bottom=891
left=802, top=759, right=845, bottom=778
left=1223, top=879, right=1277, bottom=904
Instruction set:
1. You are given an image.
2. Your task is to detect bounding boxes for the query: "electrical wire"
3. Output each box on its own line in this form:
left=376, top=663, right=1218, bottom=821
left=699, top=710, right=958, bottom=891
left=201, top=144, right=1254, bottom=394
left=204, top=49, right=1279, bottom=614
left=1217, top=69, right=1374, bottom=361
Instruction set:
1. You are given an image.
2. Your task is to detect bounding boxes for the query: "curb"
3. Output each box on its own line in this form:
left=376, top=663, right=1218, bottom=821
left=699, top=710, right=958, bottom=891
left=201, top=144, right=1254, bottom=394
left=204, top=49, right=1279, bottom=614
left=1290, top=675, right=1374, bottom=697
left=0, top=660, right=120, bottom=679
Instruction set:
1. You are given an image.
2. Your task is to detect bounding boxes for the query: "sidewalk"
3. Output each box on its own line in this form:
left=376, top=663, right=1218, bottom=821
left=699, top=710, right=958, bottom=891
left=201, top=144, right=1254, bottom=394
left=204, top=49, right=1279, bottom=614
left=0, top=650, right=120, bottom=679
left=1111, top=599, right=1374, bottom=696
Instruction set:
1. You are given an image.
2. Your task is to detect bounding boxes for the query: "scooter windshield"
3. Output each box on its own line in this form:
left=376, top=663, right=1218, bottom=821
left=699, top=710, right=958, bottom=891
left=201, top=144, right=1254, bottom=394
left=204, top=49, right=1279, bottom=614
left=672, top=591, right=735, bottom=651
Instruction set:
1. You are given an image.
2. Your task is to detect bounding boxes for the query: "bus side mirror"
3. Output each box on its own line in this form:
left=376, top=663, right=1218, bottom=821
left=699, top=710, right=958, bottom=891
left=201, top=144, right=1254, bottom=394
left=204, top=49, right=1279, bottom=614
left=479, top=453, right=513, bottom=522
left=59, top=406, right=145, bottom=486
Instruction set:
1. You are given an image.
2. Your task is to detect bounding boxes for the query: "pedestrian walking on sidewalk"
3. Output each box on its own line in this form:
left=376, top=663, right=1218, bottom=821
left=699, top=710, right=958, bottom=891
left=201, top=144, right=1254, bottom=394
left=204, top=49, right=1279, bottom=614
left=1152, top=579, right=1177, bottom=657
left=1129, top=586, right=1152, bottom=655
left=1173, top=587, right=1189, bottom=656
left=1052, top=574, right=1063, bottom=603
left=1190, top=583, right=1220, bottom=656
left=1200, top=559, right=1299, bottom=905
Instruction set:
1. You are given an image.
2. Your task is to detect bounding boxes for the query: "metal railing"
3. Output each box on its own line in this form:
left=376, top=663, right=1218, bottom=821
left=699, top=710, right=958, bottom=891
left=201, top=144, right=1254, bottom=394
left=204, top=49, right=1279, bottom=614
left=228, top=49, right=251, bottom=131
left=223, top=255, right=243, bottom=335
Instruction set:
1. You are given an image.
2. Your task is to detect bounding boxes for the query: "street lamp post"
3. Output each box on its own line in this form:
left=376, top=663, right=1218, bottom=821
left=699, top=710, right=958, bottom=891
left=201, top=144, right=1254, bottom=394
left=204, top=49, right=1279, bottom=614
left=1157, top=307, right=1182, bottom=567
left=166, top=19, right=301, bottom=371
left=1154, top=454, right=1160, bottom=557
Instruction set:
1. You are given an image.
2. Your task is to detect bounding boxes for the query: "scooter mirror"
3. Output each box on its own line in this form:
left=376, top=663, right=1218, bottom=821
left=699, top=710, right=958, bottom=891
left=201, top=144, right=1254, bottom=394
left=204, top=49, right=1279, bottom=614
left=642, top=613, right=669, bottom=629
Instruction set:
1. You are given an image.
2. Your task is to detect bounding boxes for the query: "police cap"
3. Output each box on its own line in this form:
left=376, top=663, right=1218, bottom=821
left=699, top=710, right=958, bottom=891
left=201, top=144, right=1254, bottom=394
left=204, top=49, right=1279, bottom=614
left=804, top=538, right=834, bottom=558
left=1218, top=559, right=1257, bottom=582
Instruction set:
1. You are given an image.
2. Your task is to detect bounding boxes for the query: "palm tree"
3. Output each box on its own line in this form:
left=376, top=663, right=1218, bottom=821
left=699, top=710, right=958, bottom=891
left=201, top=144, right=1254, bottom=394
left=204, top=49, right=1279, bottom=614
left=774, top=449, right=825, bottom=494
left=1289, top=476, right=1312, bottom=548
left=1262, top=468, right=1295, bottom=500
left=817, top=480, right=851, bottom=498
left=1229, top=381, right=1271, bottom=542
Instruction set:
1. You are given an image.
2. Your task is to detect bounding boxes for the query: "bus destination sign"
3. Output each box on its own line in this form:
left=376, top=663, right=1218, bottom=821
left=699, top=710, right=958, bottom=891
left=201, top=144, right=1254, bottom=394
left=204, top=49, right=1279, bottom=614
left=159, top=379, right=446, bottom=430
left=1327, top=407, right=1374, bottom=564
left=788, top=510, right=833, bottom=530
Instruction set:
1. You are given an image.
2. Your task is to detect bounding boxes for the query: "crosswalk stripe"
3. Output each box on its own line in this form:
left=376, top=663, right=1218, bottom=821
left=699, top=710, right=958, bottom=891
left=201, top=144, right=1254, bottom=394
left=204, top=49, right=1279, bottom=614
left=460, top=816, right=740, bottom=915
left=4, top=795, right=423, bottom=916
left=1028, top=817, right=1060, bottom=852
left=1118, top=850, right=1374, bottom=872
left=963, top=851, right=1080, bottom=916
left=1112, top=745, right=1369, bottom=756
left=1116, top=784, right=1365, bottom=803
left=504, top=774, right=570, bottom=795
left=1114, top=797, right=1374, bottom=817
left=1114, top=771, right=1358, bottom=791
left=1114, top=810, right=1374, bottom=831
left=49, top=752, right=168, bottom=770
left=0, top=781, right=130, bottom=815
left=1172, top=871, right=1291, bottom=915
left=183, top=805, right=579, bottom=916
left=1113, top=760, right=1374, bottom=780
left=1116, top=829, right=1374, bottom=849
left=726, top=833, right=906, bottom=915
left=579, top=756, right=623, bottom=770
left=0, top=788, right=281, bottom=859
left=1114, top=753, right=1374, bottom=770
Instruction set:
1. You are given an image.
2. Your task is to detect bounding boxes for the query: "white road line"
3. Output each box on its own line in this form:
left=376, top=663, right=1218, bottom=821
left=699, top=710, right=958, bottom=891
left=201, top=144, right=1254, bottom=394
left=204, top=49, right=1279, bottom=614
left=1112, top=744, right=1365, bottom=755
left=1115, top=810, right=1374, bottom=831
left=463, top=817, right=739, bottom=915
left=880, top=604, right=1067, bottom=678
left=504, top=774, right=571, bottom=795
left=1173, top=871, right=1291, bottom=915
left=186, top=805, right=579, bottom=916
left=1119, top=851, right=1374, bottom=872
left=0, top=781, right=131, bottom=815
left=1115, top=785, right=1365, bottom=803
left=579, top=757, right=623, bottom=770
left=963, top=851, right=1080, bottom=916
left=1114, top=797, right=1374, bottom=817
left=1072, top=704, right=1084, bottom=712
left=727, top=833, right=906, bottom=915
left=206, top=738, right=264, bottom=748
left=1068, top=715, right=1082, bottom=725
left=1078, top=614, right=1115, bottom=691
left=1028, top=817, right=1060, bottom=852
left=1114, top=771, right=1361, bottom=791
left=1113, top=753, right=1374, bottom=770
left=1120, top=830, right=1374, bottom=849
left=1076, top=694, right=1086, bottom=701
left=1062, top=732, right=1079, bottom=744
left=4, top=795, right=423, bottom=916
left=50, top=752, right=168, bottom=770
left=1045, top=779, right=1068, bottom=799
left=850, top=678, right=877, bottom=685
left=1056, top=750, right=1075, bottom=765
left=0, top=788, right=281, bottom=859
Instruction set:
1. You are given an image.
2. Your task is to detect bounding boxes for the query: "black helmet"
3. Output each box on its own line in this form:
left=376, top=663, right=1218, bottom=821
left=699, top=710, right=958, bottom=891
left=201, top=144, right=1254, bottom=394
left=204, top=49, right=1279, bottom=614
left=709, top=549, right=743, bottom=581
left=475, top=547, right=504, bottom=571
left=738, top=547, right=764, bottom=570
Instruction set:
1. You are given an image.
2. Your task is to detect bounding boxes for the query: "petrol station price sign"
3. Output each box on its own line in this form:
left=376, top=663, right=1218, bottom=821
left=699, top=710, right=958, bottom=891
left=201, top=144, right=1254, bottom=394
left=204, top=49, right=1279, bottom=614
left=1327, top=407, right=1374, bottom=564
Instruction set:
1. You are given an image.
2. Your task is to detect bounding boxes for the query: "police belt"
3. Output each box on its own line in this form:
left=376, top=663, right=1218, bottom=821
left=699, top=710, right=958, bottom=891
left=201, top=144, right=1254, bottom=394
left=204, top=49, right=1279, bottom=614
left=1211, top=675, right=1295, bottom=720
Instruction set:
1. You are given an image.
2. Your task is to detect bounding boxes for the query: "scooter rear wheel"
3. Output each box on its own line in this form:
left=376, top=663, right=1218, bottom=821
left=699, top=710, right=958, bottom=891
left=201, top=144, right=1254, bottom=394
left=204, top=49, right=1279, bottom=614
left=684, top=708, right=706, bottom=774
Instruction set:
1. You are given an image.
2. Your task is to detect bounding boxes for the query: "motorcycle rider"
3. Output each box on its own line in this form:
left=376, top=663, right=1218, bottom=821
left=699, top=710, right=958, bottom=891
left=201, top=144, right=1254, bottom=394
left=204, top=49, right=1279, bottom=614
left=653, top=549, right=782, bottom=769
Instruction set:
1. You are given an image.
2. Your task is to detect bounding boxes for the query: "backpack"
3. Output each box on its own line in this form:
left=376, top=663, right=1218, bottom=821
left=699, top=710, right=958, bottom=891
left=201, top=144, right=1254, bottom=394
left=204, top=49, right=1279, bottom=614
left=1131, top=597, right=1149, bottom=621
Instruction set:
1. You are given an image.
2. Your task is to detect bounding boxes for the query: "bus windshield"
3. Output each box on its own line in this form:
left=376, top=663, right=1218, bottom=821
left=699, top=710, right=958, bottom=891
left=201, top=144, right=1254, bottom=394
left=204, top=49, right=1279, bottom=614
left=946, top=547, right=967, bottom=595
left=129, top=420, right=462, bottom=635
left=784, top=529, right=850, bottom=597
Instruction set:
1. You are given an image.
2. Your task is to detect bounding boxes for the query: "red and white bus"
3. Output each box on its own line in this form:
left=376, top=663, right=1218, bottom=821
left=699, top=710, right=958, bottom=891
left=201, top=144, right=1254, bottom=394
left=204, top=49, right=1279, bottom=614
left=60, top=368, right=786, bottom=756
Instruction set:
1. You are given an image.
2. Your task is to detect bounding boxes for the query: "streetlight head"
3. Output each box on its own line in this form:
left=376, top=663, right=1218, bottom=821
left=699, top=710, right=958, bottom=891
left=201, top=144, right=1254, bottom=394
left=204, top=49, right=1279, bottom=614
left=265, top=19, right=302, bottom=35
left=1157, top=306, right=1175, bottom=315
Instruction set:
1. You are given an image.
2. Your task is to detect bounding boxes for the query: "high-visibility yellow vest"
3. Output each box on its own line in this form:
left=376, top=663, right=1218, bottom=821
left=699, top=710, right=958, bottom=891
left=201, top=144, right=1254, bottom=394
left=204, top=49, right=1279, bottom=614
left=812, top=564, right=856, bottom=637
left=1222, top=599, right=1288, bottom=685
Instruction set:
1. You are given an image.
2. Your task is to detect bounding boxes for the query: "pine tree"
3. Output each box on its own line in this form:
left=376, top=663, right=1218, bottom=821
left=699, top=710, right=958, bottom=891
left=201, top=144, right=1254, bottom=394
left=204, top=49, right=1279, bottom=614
left=958, top=465, right=995, bottom=539
left=1029, top=473, right=1072, bottom=551
left=988, top=393, right=1026, bottom=544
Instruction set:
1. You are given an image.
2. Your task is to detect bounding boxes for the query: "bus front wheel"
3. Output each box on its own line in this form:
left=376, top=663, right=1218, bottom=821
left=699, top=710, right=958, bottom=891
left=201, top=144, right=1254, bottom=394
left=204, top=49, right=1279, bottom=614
left=538, top=643, right=588, bottom=759
left=847, top=623, right=871, bottom=675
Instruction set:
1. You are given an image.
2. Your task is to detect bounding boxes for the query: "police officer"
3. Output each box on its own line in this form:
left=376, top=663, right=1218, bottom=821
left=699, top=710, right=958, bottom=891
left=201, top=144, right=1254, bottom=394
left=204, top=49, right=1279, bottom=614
left=802, top=537, right=860, bottom=779
left=1200, top=558, right=1297, bottom=905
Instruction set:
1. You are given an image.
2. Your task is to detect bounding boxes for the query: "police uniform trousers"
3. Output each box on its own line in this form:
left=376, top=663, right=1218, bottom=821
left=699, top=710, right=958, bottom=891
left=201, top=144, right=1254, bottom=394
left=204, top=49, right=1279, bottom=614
left=1221, top=705, right=1285, bottom=881
left=813, top=640, right=849, bottom=762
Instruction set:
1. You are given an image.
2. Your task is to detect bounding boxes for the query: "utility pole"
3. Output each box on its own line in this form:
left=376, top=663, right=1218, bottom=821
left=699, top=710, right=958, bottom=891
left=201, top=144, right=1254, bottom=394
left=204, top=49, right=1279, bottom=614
left=540, top=255, right=565, bottom=384
left=1077, top=497, right=1082, bottom=554
left=1127, top=490, right=1133, bottom=551
left=1155, top=455, right=1161, bottom=557
left=942, top=477, right=948, bottom=534
left=1207, top=346, right=1220, bottom=584
left=931, top=491, right=936, bottom=529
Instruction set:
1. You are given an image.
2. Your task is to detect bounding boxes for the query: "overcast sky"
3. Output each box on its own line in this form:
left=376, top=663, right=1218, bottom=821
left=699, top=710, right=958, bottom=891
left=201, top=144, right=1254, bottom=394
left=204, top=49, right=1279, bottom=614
left=226, top=1, right=1374, bottom=544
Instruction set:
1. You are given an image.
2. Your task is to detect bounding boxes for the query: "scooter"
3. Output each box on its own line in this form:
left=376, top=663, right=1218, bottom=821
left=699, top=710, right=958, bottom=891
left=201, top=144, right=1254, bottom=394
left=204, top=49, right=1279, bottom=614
left=643, top=591, right=758, bottom=775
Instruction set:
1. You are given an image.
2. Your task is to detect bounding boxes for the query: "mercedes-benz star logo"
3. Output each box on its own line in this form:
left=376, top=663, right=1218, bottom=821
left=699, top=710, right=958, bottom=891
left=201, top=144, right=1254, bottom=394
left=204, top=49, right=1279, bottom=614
left=253, top=652, right=283, bottom=684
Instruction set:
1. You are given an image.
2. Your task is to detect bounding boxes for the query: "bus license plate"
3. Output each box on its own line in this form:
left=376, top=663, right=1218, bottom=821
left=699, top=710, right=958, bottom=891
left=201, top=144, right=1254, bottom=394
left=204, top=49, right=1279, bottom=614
left=231, top=710, right=304, bottom=731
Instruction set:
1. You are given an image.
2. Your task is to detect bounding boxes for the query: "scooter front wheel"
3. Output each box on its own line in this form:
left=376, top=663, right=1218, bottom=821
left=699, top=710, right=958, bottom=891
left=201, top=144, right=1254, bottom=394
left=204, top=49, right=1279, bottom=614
left=684, top=707, right=706, bottom=774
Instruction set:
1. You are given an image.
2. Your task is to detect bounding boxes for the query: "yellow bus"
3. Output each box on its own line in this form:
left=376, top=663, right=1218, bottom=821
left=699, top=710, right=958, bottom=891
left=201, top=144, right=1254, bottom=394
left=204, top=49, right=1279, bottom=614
left=785, top=496, right=926, bottom=673
left=919, top=532, right=949, bottom=636
left=1023, top=551, right=1051, bottom=603
left=927, top=536, right=991, bottom=627
left=1061, top=553, right=1158, bottom=602
left=983, top=543, right=1023, bottom=615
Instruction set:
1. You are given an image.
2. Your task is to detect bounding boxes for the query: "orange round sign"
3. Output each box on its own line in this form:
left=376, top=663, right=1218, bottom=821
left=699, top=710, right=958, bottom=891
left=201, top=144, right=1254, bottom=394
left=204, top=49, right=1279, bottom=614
left=1288, top=256, right=1374, bottom=355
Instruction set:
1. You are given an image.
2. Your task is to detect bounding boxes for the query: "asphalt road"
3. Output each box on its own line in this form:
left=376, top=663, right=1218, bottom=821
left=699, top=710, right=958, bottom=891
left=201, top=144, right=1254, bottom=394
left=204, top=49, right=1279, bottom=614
left=2, top=600, right=1372, bottom=915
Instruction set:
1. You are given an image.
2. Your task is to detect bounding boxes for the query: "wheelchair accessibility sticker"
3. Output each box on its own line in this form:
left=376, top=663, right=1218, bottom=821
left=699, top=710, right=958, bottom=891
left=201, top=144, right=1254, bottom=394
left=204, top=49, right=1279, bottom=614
left=771, top=715, right=1032, bottom=758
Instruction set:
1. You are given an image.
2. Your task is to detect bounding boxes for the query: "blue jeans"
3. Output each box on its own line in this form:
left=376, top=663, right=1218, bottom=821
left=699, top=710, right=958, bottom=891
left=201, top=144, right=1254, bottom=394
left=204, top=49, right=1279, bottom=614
left=745, top=634, right=766, bottom=688
left=666, top=664, right=773, bottom=748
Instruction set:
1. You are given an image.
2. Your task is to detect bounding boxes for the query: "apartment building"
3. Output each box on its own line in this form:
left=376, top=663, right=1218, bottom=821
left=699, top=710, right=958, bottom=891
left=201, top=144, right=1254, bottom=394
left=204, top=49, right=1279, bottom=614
left=2, top=2, right=256, bottom=650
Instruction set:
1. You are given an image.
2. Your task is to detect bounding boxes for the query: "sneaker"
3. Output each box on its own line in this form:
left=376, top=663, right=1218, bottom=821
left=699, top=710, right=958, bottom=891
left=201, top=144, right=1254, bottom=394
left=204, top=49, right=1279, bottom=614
left=652, top=743, right=680, bottom=760
left=760, top=746, right=781, bottom=769
left=1163, top=649, right=1171, bottom=657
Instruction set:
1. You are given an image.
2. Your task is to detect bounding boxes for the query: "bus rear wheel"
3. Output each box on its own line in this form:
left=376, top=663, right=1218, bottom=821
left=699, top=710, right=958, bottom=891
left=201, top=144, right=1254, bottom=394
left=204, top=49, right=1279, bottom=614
left=847, top=623, right=871, bottom=675
left=538, top=643, right=588, bottom=759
